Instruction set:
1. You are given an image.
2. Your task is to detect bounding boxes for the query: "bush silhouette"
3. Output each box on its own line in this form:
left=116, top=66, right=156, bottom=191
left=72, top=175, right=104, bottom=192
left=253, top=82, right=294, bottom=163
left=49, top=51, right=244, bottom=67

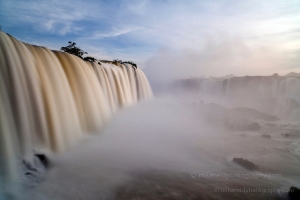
left=60, top=41, right=87, bottom=59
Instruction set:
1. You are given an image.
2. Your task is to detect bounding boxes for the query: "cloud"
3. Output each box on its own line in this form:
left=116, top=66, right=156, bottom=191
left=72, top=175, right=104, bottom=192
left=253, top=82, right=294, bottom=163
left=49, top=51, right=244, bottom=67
left=0, top=0, right=102, bottom=35
left=1, top=0, right=300, bottom=78
left=124, top=0, right=148, bottom=15
left=90, top=26, right=142, bottom=39
left=144, top=36, right=296, bottom=86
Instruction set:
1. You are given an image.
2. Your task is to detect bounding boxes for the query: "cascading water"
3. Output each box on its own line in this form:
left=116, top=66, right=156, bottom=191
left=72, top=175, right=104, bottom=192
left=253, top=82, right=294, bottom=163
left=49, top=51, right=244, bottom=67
left=0, top=31, right=152, bottom=190
left=176, top=75, right=300, bottom=119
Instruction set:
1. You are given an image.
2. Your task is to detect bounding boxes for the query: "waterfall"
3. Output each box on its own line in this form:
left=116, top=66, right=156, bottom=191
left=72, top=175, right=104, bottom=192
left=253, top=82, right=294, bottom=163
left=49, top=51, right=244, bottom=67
left=176, top=76, right=300, bottom=119
left=0, top=31, right=152, bottom=188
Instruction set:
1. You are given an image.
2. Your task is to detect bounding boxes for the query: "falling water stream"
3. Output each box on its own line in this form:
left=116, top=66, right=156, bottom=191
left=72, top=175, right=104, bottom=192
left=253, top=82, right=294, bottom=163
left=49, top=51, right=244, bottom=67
left=0, top=31, right=152, bottom=193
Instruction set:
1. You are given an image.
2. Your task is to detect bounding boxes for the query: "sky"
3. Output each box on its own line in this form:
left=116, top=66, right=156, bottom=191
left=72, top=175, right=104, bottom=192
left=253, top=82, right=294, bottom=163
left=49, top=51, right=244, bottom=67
left=1, top=0, right=300, bottom=84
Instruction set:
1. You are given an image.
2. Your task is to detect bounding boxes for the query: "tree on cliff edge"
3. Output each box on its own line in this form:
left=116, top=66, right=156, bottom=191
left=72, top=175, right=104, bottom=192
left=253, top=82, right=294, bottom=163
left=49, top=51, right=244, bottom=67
left=60, top=41, right=87, bottom=59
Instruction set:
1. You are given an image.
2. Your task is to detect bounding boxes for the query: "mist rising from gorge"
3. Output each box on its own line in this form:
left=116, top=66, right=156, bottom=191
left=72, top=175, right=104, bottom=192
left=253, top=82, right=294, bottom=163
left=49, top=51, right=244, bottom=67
left=144, top=36, right=298, bottom=90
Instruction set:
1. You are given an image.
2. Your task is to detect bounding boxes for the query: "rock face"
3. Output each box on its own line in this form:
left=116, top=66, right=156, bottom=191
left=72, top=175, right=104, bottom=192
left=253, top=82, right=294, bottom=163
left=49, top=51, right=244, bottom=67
left=233, top=158, right=259, bottom=170
left=289, top=186, right=300, bottom=200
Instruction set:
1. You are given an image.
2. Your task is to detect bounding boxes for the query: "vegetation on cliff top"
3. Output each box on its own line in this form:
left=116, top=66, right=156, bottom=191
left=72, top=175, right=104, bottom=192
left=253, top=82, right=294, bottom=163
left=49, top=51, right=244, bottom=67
left=60, top=41, right=88, bottom=59
left=60, top=41, right=137, bottom=68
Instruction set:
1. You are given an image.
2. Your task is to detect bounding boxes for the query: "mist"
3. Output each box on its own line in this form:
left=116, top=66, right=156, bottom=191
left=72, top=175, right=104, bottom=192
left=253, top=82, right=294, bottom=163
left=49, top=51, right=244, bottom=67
left=15, top=94, right=300, bottom=199
left=1, top=1, right=300, bottom=199
left=144, top=36, right=296, bottom=89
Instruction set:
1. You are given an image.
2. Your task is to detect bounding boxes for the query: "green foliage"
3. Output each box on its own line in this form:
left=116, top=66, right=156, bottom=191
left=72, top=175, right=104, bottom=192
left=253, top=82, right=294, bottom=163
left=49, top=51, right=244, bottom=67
left=60, top=41, right=87, bottom=59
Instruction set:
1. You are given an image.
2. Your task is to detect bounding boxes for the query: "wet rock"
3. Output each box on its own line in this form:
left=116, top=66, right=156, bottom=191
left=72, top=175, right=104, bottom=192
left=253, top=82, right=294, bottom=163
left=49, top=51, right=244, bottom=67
left=224, top=122, right=237, bottom=131
left=286, top=129, right=300, bottom=137
left=25, top=172, right=33, bottom=176
left=289, top=186, right=300, bottom=200
left=246, top=122, right=261, bottom=131
left=261, top=134, right=271, bottom=139
left=23, top=160, right=37, bottom=172
left=35, top=154, right=48, bottom=168
left=22, top=156, right=48, bottom=186
left=224, top=119, right=261, bottom=132
left=265, top=123, right=276, bottom=127
left=233, top=158, right=259, bottom=170
left=281, top=133, right=290, bottom=138
left=232, top=107, right=279, bottom=121
left=22, top=153, right=49, bottom=183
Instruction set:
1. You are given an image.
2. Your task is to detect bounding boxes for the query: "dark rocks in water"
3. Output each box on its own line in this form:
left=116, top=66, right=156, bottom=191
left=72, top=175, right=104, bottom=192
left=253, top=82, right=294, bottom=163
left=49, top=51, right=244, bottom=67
left=25, top=172, right=33, bottom=176
left=246, top=122, right=261, bottom=131
left=233, top=158, right=259, bottom=170
left=224, top=120, right=261, bottom=132
left=284, top=129, right=300, bottom=138
left=22, top=154, right=48, bottom=184
left=262, top=134, right=271, bottom=139
left=265, top=123, right=276, bottom=127
left=23, top=154, right=49, bottom=176
left=23, top=160, right=38, bottom=177
left=281, top=133, right=290, bottom=138
left=232, top=107, right=279, bottom=122
left=35, top=154, right=48, bottom=168
left=289, top=186, right=300, bottom=200
left=23, top=160, right=37, bottom=172
left=224, top=122, right=236, bottom=131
